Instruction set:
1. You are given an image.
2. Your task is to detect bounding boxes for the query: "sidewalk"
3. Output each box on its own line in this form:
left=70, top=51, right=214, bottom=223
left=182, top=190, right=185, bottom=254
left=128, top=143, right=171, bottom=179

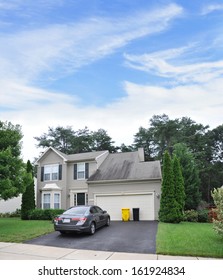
left=0, top=242, right=217, bottom=260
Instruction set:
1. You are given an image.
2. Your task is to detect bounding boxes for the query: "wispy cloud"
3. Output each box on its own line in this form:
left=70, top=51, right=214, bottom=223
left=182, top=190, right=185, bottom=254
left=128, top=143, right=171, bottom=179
left=0, top=80, right=78, bottom=110
left=0, top=3, right=183, bottom=83
left=201, top=3, right=223, bottom=15
left=124, top=44, right=223, bottom=84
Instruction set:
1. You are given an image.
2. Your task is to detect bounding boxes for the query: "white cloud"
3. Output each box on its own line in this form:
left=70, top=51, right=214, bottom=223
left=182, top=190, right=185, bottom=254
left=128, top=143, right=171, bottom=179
left=201, top=4, right=223, bottom=15
left=0, top=3, right=183, bottom=82
left=124, top=45, right=223, bottom=84
left=0, top=3, right=185, bottom=161
left=1, top=75, right=223, bottom=162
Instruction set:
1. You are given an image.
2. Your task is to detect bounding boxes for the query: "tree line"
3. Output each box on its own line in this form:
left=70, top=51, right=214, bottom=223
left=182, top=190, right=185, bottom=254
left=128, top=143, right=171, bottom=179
left=34, top=114, right=223, bottom=205
left=1, top=114, right=223, bottom=208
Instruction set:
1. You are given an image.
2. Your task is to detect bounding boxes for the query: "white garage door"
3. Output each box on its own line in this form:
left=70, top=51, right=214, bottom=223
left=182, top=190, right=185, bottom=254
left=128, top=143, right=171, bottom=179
left=95, top=193, right=154, bottom=221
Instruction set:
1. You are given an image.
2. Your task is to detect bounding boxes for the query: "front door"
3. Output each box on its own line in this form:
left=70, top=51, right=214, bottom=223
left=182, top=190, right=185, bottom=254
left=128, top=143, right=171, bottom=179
left=76, top=193, right=85, bottom=205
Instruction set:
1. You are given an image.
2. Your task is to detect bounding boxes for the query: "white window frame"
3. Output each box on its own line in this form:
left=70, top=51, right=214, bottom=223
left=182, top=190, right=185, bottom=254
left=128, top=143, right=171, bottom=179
left=42, top=191, right=61, bottom=209
left=44, top=164, right=59, bottom=181
left=77, top=163, right=85, bottom=180
left=43, top=193, right=51, bottom=209
left=54, top=193, right=60, bottom=209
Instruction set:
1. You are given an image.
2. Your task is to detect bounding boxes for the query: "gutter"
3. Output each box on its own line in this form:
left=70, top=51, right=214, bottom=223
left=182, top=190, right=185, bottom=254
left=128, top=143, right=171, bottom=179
left=87, top=177, right=162, bottom=185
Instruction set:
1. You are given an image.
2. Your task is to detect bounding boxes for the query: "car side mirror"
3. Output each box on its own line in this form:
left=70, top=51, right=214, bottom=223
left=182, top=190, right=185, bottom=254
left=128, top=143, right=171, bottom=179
left=103, top=210, right=107, bottom=214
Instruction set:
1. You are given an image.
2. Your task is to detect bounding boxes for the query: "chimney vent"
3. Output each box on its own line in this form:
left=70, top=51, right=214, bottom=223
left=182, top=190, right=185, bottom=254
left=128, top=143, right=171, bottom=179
left=138, top=147, right=145, bottom=162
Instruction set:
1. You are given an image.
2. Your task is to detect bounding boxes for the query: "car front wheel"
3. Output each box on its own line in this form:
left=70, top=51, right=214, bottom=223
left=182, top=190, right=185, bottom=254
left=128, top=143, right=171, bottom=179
left=89, top=222, right=96, bottom=235
left=106, top=217, right=110, bottom=226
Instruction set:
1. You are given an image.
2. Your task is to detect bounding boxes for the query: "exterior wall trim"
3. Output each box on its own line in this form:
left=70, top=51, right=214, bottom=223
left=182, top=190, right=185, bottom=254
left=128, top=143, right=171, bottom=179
left=94, top=191, right=154, bottom=198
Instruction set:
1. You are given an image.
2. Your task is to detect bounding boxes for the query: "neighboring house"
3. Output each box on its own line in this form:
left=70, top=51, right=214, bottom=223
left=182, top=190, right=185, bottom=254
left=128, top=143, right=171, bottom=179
left=0, top=178, right=37, bottom=214
left=0, top=195, right=22, bottom=213
left=35, top=147, right=162, bottom=220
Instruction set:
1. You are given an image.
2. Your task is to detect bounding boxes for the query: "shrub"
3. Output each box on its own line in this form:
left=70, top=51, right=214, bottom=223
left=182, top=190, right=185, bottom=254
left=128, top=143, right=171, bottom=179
left=197, top=209, right=209, bottom=223
left=0, top=209, right=21, bottom=218
left=208, top=207, right=217, bottom=223
left=28, top=209, right=64, bottom=220
left=159, top=151, right=182, bottom=223
left=21, top=160, right=36, bottom=220
left=183, top=210, right=198, bottom=222
left=211, top=188, right=223, bottom=236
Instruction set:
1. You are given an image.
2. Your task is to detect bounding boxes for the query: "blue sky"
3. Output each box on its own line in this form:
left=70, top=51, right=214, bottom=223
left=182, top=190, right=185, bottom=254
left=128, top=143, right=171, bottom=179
left=0, top=0, right=223, bottom=161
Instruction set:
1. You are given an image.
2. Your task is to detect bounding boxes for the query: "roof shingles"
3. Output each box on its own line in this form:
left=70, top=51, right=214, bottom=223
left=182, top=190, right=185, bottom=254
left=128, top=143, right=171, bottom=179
left=88, top=151, right=161, bottom=182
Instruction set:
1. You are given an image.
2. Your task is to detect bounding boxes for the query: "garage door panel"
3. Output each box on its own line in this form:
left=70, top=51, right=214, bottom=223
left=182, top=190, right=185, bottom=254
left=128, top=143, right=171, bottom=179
left=96, top=193, right=154, bottom=221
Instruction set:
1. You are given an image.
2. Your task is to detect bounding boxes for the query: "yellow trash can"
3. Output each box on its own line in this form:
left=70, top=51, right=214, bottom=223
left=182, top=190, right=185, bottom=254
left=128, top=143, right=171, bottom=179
left=122, top=208, right=130, bottom=221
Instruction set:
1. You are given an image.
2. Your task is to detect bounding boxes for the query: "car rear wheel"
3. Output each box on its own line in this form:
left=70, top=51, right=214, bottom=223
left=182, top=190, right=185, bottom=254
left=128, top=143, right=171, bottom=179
left=89, top=222, right=96, bottom=235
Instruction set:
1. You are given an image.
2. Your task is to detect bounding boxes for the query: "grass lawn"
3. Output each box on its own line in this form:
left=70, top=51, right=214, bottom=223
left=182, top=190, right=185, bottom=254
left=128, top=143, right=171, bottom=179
left=156, top=222, right=223, bottom=258
left=0, top=218, right=54, bottom=243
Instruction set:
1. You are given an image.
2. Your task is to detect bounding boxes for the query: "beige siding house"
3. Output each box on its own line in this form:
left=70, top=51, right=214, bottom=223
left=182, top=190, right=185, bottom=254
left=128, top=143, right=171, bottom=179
left=36, top=147, right=162, bottom=220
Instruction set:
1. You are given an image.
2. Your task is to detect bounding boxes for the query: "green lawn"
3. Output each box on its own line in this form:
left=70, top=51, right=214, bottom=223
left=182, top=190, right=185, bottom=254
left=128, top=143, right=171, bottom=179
left=156, top=222, right=223, bottom=258
left=0, top=218, right=54, bottom=243
left=1, top=218, right=223, bottom=258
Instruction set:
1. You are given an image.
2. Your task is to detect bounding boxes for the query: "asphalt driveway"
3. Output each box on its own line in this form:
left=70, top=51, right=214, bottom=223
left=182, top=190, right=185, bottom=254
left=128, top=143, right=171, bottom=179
left=25, top=221, right=158, bottom=254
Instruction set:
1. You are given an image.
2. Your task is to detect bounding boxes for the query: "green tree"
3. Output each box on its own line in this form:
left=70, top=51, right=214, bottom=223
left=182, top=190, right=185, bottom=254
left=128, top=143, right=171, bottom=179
left=71, top=127, right=93, bottom=153
left=0, top=121, right=29, bottom=200
left=133, top=127, right=155, bottom=160
left=35, top=126, right=118, bottom=154
left=21, top=160, right=35, bottom=220
left=208, top=124, right=223, bottom=162
left=133, top=114, right=223, bottom=204
left=149, top=114, right=180, bottom=158
left=0, top=147, right=27, bottom=200
left=119, top=143, right=135, bottom=152
left=159, top=151, right=181, bottom=223
left=173, top=143, right=201, bottom=210
left=90, top=129, right=118, bottom=152
left=173, top=155, right=185, bottom=217
left=34, top=126, right=75, bottom=154
left=0, top=121, right=23, bottom=157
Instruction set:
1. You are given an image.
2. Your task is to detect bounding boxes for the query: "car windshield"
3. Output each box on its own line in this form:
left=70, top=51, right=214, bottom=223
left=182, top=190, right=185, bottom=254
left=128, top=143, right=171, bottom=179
left=63, top=206, right=89, bottom=216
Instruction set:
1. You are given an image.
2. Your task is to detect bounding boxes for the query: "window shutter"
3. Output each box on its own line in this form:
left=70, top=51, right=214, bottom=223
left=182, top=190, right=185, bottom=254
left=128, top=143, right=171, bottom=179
left=85, top=163, right=89, bottom=179
left=41, top=166, right=44, bottom=182
left=59, top=164, right=62, bottom=180
left=74, top=164, right=77, bottom=180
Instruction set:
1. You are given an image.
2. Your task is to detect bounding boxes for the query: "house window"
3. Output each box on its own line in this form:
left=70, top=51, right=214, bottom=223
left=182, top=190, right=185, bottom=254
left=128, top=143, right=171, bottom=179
left=77, top=163, right=85, bottom=179
left=54, top=193, right=60, bottom=209
left=43, top=164, right=59, bottom=181
left=43, top=193, right=51, bottom=209
left=42, top=192, right=61, bottom=209
left=74, top=163, right=89, bottom=180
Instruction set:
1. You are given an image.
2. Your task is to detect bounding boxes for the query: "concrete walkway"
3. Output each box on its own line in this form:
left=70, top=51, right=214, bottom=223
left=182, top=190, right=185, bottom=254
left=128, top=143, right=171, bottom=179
left=0, top=242, right=217, bottom=260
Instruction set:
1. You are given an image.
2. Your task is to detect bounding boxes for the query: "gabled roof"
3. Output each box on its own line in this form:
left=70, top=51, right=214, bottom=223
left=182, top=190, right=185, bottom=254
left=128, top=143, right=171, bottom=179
left=35, top=147, right=67, bottom=164
left=88, top=151, right=162, bottom=182
left=35, top=146, right=108, bottom=164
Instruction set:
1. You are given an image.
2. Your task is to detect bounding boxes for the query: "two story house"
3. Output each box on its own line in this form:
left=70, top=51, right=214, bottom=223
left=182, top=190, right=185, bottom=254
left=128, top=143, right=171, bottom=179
left=36, top=146, right=162, bottom=220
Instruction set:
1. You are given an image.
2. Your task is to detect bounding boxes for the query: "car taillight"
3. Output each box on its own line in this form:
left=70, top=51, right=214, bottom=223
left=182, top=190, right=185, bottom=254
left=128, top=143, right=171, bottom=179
left=76, top=217, right=87, bottom=225
left=54, top=217, right=62, bottom=222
